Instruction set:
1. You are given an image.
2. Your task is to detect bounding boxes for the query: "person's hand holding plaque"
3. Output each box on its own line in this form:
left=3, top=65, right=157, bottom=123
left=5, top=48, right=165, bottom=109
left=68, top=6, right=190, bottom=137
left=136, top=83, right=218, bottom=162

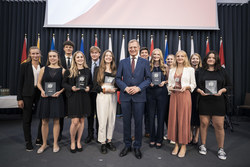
left=41, top=90, right=48, bottom=98
left=158, top=81, right=166, bottom=87
left=72, top=86, right=80, bottom=92
left=84, top=86, right=90, bottom=92
left=51, top=91, right=61, bottom=97
left=105, top=88, right=117, bottom=93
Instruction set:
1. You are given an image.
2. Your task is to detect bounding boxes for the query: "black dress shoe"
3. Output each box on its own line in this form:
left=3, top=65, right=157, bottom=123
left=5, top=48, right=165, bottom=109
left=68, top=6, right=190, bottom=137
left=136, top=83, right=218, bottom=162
left=155, top=143, right=162, bottom=149
left=35, top=139, right=43, bottom=146
left=134, top=148, right=142, bottom=159
left=70, top=147, right=77, bottom=153
left=101, top=144, right=107, bottom=154
left=119, top=147, right=131, bottom=157
left=149, top=142, right=155, bottom=148
left=26, top=142, right=33, bottom=152
left=76, top=146, right=83, bottom=152
left=106, top=142, right=116, bottom=151
left=85, top=135, right=94, bottom=144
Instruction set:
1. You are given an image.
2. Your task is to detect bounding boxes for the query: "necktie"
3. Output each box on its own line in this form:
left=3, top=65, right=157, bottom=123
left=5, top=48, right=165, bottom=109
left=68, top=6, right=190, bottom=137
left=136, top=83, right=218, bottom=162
left=131, top=57, right=135, bottom=73
left=92, top=62, right=97, bottom=79
left=67, top=57, right=71, bottom=69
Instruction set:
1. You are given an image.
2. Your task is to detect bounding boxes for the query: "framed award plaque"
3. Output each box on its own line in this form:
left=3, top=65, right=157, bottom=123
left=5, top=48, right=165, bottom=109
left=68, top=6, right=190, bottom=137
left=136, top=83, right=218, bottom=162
left=152, top=72, right=161, bottom=85
left=45, top=82, right=56, bottom=96
left=205, top=80, right=217, bottom=94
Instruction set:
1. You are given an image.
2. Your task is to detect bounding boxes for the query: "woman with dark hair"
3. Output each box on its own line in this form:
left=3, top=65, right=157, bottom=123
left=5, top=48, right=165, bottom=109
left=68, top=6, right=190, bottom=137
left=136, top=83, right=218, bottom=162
left=167, top=50, right=196, bottom=158
left=197, top=51, right=231, bottom=160
left=93, top=50, right=118, bottom=154
left=189, top=53, right=202, bottom=145
left=147, top=48, right=167, bottom=149
left=62, top=51, right=92, bottom=153
left=17, top=46, right=42, bottom=151
left=36, top=50, right=65, bottom=153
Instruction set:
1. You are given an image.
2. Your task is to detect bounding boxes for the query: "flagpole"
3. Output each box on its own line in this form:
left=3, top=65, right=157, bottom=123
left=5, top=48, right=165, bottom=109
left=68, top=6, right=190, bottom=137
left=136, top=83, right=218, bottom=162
left=95, top=34, right=98, bottom=46
left=164, top=34, right=168, bottom=64
left=178, top=35, right=181, bottom=51
left=67, top=33, right=70, bottom=41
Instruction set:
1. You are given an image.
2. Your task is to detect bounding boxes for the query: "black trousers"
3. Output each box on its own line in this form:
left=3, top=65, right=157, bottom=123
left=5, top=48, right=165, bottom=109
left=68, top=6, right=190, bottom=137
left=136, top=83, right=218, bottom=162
left=86, top=92, right=99, bottom=137
left=22, top=88, right=42, bottom=143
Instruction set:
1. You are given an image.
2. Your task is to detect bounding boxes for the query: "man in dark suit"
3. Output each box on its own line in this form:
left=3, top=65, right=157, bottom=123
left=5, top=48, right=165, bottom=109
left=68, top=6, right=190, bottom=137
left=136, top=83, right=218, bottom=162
left=116, top=39, right=151, bottom=159
left=60, top=40, right=74, bottom=141
left=85, top=46, right=101, bottom=143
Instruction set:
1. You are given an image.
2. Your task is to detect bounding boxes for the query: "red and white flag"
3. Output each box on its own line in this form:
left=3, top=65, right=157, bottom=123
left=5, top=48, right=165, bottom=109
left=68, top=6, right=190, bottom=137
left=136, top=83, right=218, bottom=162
left=149, top=35, right=154, bottom=60
left=219, top=37, right=225, bottom=68
left=94, top=34, right=98, bottom=46
left=206, top=37, right=210, bottom=55
left=21, top=34, right=27, bottom=64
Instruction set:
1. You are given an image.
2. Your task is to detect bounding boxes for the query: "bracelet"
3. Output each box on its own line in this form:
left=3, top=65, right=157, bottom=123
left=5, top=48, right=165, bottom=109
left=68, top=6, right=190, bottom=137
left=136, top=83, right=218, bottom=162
left=103, top=88, right=106, bottom=94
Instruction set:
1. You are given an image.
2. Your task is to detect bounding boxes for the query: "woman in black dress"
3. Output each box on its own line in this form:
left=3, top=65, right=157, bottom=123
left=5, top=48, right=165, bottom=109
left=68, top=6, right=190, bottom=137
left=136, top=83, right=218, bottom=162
left=62, top=51, right=92, bottom=153
left=197, top=51, right=231, bottom=160
left=189, top=53, right=202, bottom=145
left=36, top=50, right=65, bottom=153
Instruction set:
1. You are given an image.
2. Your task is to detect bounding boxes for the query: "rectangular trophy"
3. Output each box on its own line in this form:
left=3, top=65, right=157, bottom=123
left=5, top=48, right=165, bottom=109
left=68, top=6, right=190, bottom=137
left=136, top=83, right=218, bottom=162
left=76, top=74, right=87, bottom=89
left=104, top=76, right=115, bottom=84
left=205, top=80, right=217, bottom=94
left=152, top=72, right=161, bottom=85
left=45, top=82, right=56, bottom=96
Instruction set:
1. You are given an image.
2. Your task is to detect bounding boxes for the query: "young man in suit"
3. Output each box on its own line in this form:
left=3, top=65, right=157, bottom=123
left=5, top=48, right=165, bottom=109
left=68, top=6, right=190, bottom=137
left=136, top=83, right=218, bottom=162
left=139, top=47, right=150, bottom=138
left=85, top=46, right=101, bottom=143
left=116, top=39, right=151, bottom=159
left=59, top=40, right=74, bottom=141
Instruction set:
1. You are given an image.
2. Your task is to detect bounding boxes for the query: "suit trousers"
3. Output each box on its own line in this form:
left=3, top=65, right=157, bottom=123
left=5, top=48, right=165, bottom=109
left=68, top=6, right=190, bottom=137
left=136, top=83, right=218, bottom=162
left=148, top=91, right=167, bottom=144
left=22, top=88, right=42, bottom=143
left=96, top=90, right=117, bottom=143
left=87, top=92, right=99, bottom=137
left=121, top=101, right=144, bottom=148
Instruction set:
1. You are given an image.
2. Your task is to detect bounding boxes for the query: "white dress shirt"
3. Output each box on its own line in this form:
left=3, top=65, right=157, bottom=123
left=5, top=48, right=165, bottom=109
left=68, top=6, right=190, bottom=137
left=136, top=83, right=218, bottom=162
left=32, top=65, right=40, bottom=86
left=130, top=54, right=139, bottom=69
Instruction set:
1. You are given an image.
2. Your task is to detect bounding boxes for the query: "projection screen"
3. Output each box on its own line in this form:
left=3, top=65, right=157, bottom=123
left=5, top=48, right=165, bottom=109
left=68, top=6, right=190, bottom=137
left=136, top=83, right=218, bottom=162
left=44, top=0, right=219, bottom=30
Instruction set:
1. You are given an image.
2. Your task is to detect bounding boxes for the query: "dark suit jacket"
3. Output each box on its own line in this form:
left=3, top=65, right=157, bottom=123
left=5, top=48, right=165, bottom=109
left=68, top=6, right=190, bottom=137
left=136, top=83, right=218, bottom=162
left=115, top=57, right=151, bottom=102
left=61, top=55, right=71, bottom=69
left=17, top=61, right=41, bottom=100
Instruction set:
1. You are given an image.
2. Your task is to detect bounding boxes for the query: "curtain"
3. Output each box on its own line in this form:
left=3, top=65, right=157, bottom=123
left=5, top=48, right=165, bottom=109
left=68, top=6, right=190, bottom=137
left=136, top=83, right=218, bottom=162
left=0, top=0, right=249, bottom=109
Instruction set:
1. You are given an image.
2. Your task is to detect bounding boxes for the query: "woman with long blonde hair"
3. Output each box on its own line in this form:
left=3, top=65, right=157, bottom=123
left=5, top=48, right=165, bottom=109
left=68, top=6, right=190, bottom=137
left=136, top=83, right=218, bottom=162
left=62, top=51, right=92, bottom=153
left=93, top=50, right=118, bottom=154
left=167, top=50, right=196, bottom=158
left=147, top=48, right=167, bottom=149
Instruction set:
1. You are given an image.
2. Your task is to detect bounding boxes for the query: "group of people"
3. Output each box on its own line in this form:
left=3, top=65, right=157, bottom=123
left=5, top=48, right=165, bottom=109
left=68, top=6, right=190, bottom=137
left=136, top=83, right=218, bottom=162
left=17, top=39, right=231, bottom=161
